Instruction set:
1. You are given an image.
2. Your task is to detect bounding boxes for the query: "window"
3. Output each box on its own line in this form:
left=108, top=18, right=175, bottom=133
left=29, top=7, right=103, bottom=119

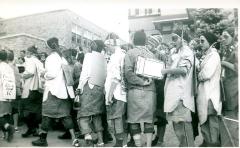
left=135, top=9, right=139, bottom=16
left=72, top=32, right=77, bottom=43
left=158, top=9, right=161, bottom=14
left=77, top=35, right=81, bottom=44
left=145, top=9, right=148, bottom=15
left=148, top=9, right=152, bottom=14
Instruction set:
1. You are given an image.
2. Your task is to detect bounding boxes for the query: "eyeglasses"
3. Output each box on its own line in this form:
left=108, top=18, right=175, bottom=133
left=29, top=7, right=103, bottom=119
left=200, top=39, right=205, bottom=44
left=172, top=35, right=179, bottom=42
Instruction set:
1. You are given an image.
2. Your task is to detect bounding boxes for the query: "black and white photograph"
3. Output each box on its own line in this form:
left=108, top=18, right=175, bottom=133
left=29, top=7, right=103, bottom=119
left=0, top=0, right=239, bottom=147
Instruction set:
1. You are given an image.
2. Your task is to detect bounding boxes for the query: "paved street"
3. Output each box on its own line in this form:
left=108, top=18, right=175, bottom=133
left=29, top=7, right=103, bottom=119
left=1, top=122, right=203, bottom=147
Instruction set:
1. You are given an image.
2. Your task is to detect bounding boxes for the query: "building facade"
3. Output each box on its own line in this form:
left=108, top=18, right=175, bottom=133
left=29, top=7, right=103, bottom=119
left=0, top=9, right=109, bottom=56
left=128, top=9, right=190, bottom=43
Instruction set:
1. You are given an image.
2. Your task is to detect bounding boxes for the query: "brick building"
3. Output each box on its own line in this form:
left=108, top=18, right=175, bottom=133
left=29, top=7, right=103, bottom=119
left=0, top=9, right=109, bottom=56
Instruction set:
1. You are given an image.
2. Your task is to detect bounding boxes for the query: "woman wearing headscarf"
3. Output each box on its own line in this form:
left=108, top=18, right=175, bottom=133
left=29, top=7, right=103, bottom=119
left=146, top=35, right=169, bottom=147
left=197, top=32, right=222, bottom=146
left=124, top=30, right=156, bottom=147
left=20, top=45, right=44, bottom=138
left=162, top=29, right=195, bottom=147
left=32, top=37, right=76, bottom=147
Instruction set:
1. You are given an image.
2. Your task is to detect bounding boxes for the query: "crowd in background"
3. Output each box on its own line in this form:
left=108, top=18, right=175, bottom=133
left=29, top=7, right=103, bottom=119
left=0, top=23, right=238, bottom=147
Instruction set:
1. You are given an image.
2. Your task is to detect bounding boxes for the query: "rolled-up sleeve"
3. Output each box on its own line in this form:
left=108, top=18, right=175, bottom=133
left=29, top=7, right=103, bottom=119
left=124, top=53, right=145, bottom=85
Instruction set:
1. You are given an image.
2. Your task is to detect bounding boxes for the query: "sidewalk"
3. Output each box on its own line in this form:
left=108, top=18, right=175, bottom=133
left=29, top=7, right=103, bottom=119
left=0, top=122, right=203, bottom=147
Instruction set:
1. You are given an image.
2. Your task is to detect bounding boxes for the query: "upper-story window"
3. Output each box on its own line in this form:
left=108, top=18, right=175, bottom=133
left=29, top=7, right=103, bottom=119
left=135, top=9, right=139, bottom=16
left=145, top=9, right=148, bottom=15
left=148, top=9, right=152, bottom=15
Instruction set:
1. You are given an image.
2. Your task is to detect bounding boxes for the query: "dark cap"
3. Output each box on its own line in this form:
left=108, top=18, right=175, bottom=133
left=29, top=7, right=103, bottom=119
left=47, top=37, right=59, bottom=50
left=202, top=32, right=218, bottom=46
left=27, top=45, right=38, bottom=54
left=133, top=30, right=147, bottom=46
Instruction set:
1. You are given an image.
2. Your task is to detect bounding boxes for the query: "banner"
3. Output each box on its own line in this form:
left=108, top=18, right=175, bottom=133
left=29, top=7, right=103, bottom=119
left=135, top=56, right=165, bottom=79
left=2, top=72, right=16, bottom=99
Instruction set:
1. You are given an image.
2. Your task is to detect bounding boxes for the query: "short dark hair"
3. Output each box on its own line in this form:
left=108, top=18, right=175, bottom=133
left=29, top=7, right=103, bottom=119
left=0, top=50, right=8, bottom=61
left=133, top=30, right=147, bottom=46
left=91, top=40, right=105, bottom=53
left=7, top=50, right=14, bottom=61
left=77, top=52, right=85, bottom=64
left=47, top=37, right=59, bottom=50
left=27, top=45, right=38, bottom=55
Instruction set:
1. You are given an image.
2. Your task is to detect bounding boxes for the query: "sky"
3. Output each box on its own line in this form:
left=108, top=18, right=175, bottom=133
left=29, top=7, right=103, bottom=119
left=0, top=0, right=239, bottom=42
left=0, top=0, right=131, bottom=41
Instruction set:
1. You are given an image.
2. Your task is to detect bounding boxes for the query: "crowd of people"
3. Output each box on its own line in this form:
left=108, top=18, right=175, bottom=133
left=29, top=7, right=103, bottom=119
left=0, top=26, right=238, bottom=147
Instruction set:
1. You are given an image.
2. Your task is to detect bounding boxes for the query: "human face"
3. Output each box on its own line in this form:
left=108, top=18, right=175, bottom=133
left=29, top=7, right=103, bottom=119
left=171, top=34, right=182, bottom=49
left=20, top=51, right=25, bottom=58
left=26, top=51, right=32, bottom=58
left=221, top=31, right=232, bottom=46
left=199, top=36, right=210, bottom=52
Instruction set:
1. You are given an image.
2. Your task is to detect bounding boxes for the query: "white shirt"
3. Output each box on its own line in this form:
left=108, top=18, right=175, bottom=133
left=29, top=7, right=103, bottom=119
left=105, top=47, right=127, bottom=102
left=78, top=51, right=107, bottom=91
left=21, top=56, right=44, bottom=98
left=197, top=48, right=222, bottom=125
left=43, top=52, right=74, bottom=102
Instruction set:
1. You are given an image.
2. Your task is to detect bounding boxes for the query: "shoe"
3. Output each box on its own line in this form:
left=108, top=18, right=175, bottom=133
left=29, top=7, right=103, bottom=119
left=152, top=136, right=159, bottom=146
left=96, top=142, right=104, bottom=147
left=7, top=125, right=15, bottom=142
left=22, top=129, right=37, bottom=138
left=127, top=138, right=136, bottom=147
left=15, top=127, right=19, bottom=133
left=85, top=139, right=94, bottom=147
left=114, top=139, right=123, bottom=147
left=58, top=131, right=71, bottom=139
left=103, top=131, right=113, bottom=143
left=72, top=139, right=81, bottom=147
left=32, top=133, right=48, bottom=147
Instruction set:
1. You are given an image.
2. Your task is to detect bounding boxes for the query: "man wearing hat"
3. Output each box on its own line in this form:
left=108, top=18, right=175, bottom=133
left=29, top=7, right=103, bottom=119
left=161, top=29, right=195, bottom=147
left=75, top=40, right=107, bottom=147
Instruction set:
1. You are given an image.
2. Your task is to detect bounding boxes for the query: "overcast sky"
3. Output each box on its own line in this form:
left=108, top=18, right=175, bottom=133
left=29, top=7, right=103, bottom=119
left=0, top=0, right=238, bottom=42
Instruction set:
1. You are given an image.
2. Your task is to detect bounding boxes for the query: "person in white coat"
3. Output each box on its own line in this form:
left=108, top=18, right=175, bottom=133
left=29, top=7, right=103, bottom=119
left=32, top=37, right=76, bottom=147
left=20, top=46, right=44, bottom=138
left=197, top=32, right=222, bottom=147
left=0, top=49, right=16, bottom=142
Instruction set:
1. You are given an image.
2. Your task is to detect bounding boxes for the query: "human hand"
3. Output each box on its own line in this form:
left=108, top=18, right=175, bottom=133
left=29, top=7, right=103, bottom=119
left=75, top=89, right=82, bottom=95
left=143, top=78, right=152, bottom=86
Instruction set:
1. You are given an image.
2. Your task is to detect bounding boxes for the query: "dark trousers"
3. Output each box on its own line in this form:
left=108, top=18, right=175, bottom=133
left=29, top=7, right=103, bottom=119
left=173, top=121, right=195, bottom=147
left=201, top=115, right=221, bottom=146
left=24, top=112, right=41, bottom=130
left=41, top=116, right=74, bottom=132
